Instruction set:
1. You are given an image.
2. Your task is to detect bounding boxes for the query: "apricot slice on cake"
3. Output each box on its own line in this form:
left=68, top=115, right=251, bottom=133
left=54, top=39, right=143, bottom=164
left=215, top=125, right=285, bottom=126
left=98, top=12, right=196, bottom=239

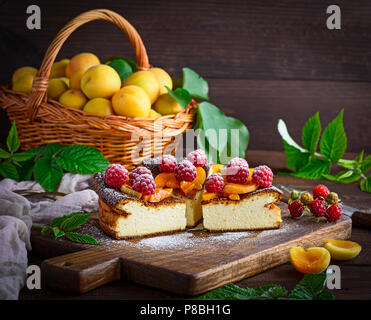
left=222, top=181, right=258, bottom=194
left=121, top=185, right=142, bottom=199
left=154, top=172, right=180, bottom=188
left=142, top=188, right=173, bottom=202
left=202, top=192, right=218, bottom=201
left=290, top=246, right=331, bottom=274
left=323, top=239, right=362, bottom=260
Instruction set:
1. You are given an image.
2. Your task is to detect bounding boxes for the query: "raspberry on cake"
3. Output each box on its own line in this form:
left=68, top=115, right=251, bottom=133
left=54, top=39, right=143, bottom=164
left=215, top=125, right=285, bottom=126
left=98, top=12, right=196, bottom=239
left=92, top=164, right=186, bottom=239
left=187, top=149, right=208, bottom=167
left=202, top=162, right=283, bottom=232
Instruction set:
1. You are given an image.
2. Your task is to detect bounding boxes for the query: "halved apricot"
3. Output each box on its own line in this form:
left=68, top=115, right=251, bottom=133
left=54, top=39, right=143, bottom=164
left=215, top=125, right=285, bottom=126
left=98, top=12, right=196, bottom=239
left=194, top=167, right=206, bottom=185
left=290, top=246, right=331, bottom=274
left=154, top=172, right=180, bottom=188
left=143, top=188, right=173, bottom=202
left=324, top=239, right=362, bottom=260
left=202, top=192, right=218, bottom=201
left=222, top=181, right=258, bottom=194
left=180, top=181, right=195, bottom=194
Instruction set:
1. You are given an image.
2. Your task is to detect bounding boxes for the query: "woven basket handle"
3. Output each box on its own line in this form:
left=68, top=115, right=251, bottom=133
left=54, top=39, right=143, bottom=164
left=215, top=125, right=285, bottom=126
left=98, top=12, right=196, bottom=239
left=27, top=9, right=150, bottom=122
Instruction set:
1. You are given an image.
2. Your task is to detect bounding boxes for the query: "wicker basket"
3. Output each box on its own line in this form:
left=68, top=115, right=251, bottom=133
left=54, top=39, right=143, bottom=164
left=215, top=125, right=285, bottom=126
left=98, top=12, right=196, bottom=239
left=0, top=9, right=196, bottom=169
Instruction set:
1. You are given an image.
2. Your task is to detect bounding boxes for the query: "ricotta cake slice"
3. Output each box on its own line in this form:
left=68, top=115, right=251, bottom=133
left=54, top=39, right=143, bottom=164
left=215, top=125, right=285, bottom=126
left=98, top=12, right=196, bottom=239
left=93, top=171, right=186, bottom=239
left=202, top=187, right=282, bottom=231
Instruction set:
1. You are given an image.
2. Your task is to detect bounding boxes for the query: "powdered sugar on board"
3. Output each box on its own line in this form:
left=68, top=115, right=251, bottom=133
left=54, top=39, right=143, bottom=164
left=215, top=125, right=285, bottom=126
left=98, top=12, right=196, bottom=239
left=76, top=214, right=298, bottom=252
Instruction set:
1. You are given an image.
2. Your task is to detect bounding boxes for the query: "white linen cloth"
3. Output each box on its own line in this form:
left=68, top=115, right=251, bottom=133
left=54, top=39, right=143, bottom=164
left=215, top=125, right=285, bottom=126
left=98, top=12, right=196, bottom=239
left=0, top=173, right=98, bottom=300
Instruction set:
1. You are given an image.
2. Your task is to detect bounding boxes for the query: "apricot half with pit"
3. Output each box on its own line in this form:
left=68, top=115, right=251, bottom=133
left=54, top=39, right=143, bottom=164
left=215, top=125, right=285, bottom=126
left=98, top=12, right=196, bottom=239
left=324, top=239, right=362, bottom=260
left=290, top=246, right=331, bottom=274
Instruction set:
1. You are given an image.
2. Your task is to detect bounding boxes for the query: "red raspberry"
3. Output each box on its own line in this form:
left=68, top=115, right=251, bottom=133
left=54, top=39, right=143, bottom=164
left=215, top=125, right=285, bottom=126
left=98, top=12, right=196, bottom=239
left=326, top=205, right=342, bottom=222
left=159, top=155, right=177, bottom=173
left=205, top=173, right=225, bottom=193
left=129, top=167, right=152, bottom=185
left=174, top=160, right=197, bottom=181
left=104, top=164, right=128, bottom=188
left=288, top=200, right=305, bottom=218
left=187, top=149, right=207, bottom=167
left=251, top=165, right=273, bottom=188
left=132, top=174, right=156, bottom=195
left=313, top=184, right=330, bottom=199
left=225, top=157, right=250, bottom=184
left=309, top=199, right=327, bottom=217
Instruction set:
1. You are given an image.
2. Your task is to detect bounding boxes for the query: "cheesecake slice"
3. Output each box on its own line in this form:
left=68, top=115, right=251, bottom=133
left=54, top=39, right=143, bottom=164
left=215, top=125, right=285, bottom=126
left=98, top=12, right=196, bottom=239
left=92, top=171, right=186, bottom=239
left=202, top=187, right=282, bottom=232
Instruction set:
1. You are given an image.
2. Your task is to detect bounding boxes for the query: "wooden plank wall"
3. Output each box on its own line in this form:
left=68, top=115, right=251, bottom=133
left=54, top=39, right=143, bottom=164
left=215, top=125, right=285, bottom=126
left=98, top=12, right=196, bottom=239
left=0, top=0, right=370, bottom=152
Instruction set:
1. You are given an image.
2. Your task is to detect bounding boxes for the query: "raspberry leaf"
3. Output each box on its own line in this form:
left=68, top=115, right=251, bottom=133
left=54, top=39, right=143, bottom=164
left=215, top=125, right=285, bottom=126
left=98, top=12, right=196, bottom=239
left=361, top=155, right=371, bottom=174
left=287, top=273, right=333, bottom=300
left=33, top=156, right=63, bottom=192
left=7, top=120, right=20, bottom=153
left=360, top=176, right=371, bottom=193
left=182, top=67, right=209, bottom=100
left=0, top=148, right=11, bottom=159
left=64, top=232, right=102, bottom=246
left=50, top=212, right=81, bottom=228
left=290, top=158, right=331, bottom=179
left=59, top=213, right=92, bottom=231
left=320, top=109, right=347, bottom=162
left=0, top=161, right=20, bottom=181
left=323, top=170, right=362, bottom=183
left=282, top=140, right=310, bottom=171
left=302, top=112, right=321, bottom=154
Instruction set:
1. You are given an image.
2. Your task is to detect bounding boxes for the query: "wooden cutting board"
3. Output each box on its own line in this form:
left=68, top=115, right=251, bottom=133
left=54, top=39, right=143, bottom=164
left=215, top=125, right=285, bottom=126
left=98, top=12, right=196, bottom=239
left=31, top=203, right=351, bottom=296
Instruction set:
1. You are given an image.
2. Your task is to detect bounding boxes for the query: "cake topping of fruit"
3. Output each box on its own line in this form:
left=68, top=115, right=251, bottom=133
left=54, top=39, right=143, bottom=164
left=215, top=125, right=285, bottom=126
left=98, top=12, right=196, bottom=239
left=309, top=199, right=327, bottom=217
left=159, top=154, right=177, bottom=173
left=129, top=166, right=152, bottom=185
left=225, top=157, right=250, bottom=184
left=326, top=204, right=342, bottom=222
left=104, top=164, right=128, bottom=187
left=174, top=159, right=197, bottom=182
left=187, top=149, right=208, bottom=167
left=205, top=173, right=225, bottom=193
left=288, top=200, right=305, bottom=218
left=313, top=184, right=330, bottom=199
left=132, top=174, right=156, bottom=195
left=251, top=165, right=273, bottom=188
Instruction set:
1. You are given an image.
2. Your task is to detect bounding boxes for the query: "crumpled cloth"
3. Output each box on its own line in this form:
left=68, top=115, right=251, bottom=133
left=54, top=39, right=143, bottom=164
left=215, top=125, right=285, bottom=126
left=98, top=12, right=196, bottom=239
left=0, top=173, right=99, bottom=300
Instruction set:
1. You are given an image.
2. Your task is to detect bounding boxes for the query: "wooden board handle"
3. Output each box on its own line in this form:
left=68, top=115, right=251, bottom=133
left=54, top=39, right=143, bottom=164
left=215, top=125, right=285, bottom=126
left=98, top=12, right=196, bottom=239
left=41, top=247, right=122, bottom=293
left=352, top=210, right=371, bottom=229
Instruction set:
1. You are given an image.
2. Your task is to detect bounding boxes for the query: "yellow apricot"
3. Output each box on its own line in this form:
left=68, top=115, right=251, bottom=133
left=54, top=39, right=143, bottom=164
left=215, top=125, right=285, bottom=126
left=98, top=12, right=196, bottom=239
left=148, top=109, right=162, bottom=119
left=12, top=67, right=37, bottom=84
left=70, top=69, right=86, bottom=90
left=47, top=78, right=69, bottom=100
left=83, top=98, right=113, bottom=116
left=65, top=53, right=100, bottom=77
left=153, top=93, right=182, bottom=115
left=59, top=89, right=87, bottom=110
left=150, top=67, right=173, bottom=95
left=290, top=246, right=331, bottom=274
left=123, top=70, right=160, bottom=104
left=12, top=75, right=34, bottom=94
left=324, top=239, right=362, bottom=260
left=50, top=59, right=70, bottom=78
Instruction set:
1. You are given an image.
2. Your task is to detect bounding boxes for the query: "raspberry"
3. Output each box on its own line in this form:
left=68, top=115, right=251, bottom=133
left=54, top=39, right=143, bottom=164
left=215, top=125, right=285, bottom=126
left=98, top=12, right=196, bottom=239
left=326, top=205, right=342, bottom=222
left=187, top=149, right=207, bottom=167
left=129, top=167, right=152, bottom=185
left=205, top=173, right=225, bottom=193
left=288, top=200, right=305, bottom=218
left=326, top=192, right=339, bottom=205
left=132, top=174, right=156, bottom=195
left=309, top=199, right=327, bottom=217
left=159, top=154, right=177, bottom=173
left=225, top=157, right=250, bottom=184
left=300, top=192, right=314, bottom=206
left=104, top=164, right=128, bottom=188
left=174, top=160, right=197, bottom=181
left=251, top=165, right=273, bottom=188
left=313, top=184, right=330, bottom=199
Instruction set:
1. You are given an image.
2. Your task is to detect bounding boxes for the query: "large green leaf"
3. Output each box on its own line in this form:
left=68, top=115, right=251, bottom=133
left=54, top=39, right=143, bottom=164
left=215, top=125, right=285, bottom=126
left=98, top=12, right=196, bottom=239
left=287, top=273, right=333, bottom=300
left=291, top=157, right=331, bottom=179
left=0, top=162, right=19, bottom=181
left=320, top=109, right=347, bottom=162
left=182, top=67, right=209, bottom=100
left=282, top=140, right=310, bottom=171
left=302, top=112, right=321, bottom=154
left=166, top=87, right=192, bottom=109
left=33, top=156, right=63, bottom=191
left=107, top=58, right=133, bottom=84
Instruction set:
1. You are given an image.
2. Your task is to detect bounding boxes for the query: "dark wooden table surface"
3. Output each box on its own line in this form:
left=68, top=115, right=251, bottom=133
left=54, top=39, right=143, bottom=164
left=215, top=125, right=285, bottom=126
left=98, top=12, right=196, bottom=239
left=19, top=150, right=371, bottom=300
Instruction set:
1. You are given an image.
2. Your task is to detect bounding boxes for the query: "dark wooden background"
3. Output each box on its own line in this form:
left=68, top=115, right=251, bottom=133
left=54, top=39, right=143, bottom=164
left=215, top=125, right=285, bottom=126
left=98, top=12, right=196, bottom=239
left=0, top=0, right=370, bottom=153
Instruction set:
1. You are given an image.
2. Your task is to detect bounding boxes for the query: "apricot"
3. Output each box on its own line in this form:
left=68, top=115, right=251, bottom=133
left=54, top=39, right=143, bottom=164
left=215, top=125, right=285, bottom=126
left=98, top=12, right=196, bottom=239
left=290, top=246, right=331, bottom=274
left=112, top=85, right=151, bottom=117
left=12, top=75, right=34, bottom=94
left=210, top=164, right=225, bottom=175
left=83, top=98, right=113, bottom=116
left=12, top=66, right=37, bottom=84
left=194, top=167, right=206, bottom=185
left=154, top=172, right=180, bottom=189
left=123, top=70, right=160, bottom=104
left=121, top=185, right=142, bottom=199
left=50, top=59, right=70, bottom=78
left=228, top=193, right=240, bottom=201
left=202, top=192, right=218, bottom=201
left=153, top=93, right=182, bottom=115
left=148, top=109, right=162, bottom=119
left=324, top=239, right=362, bottom=260
left=248, top=168, right=254, bottom=182
left=150, top=67, right=173, bottom=95
left=70, top=68, right=86, bottom=89
left=81, top=64, right=121, bottom=99
left=143, top=188, right=173, bottom=202
left=59, top=89, right=87, bottom=110
left=222, top=182, right=258, bottom=194
left=65, top=53, right=100, bottom=77
left=47, top=78, right=69, bottom=100
left=180, top=181, right=195, bottom=194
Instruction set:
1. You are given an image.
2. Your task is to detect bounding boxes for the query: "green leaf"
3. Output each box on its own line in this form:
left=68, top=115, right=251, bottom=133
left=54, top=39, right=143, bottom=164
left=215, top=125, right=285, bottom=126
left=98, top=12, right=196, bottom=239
left=361, top=155, right=371, bottom=174
left=7, top=121, right=20, bottom=153
left=277, top=119, right=307, bottom=152
left=33, top=156, right=63, bottom=191
left=360, top=176, right=371, bottom=193
left=323, top=170, right=362, bottom=184
left=56, top=145, right=109, bottom=174
left=52, top=227, right=64, bottom=239
left=182, top=67, right=209, bottom=100
left=0, top=148, right=11, bottom=159
left=50, top=212, right=81, bottom=228
left=41, top=225, right=52, bottom=235
left=43, top=143, right=66, bottom=158
left=320, top=109, right=347, bottom=162
left=166, top=87, right=192, bottom=109
left=12, top=152, right=37, bottom=162
left=15, top=157, right=35, bottom=181
left=252, top=284, right=288, bottom=300
left=59, top=213, right=92, bottom=231
left=107, top=58, right=133, bottom=84
left=302, top=112, right=321, bottom=154
left=0, top=162, right=19, bottom=181
left=105, top=56, right=137, bottom=72
left=197, top=283, right=252, bottom=300
left=282, top=141, right=310, bottom=171
left=291, top=157, right=331, bottom=179
left=64, top=232, right=102, bottom=245
left=287, top=273, right=333, bottom=300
